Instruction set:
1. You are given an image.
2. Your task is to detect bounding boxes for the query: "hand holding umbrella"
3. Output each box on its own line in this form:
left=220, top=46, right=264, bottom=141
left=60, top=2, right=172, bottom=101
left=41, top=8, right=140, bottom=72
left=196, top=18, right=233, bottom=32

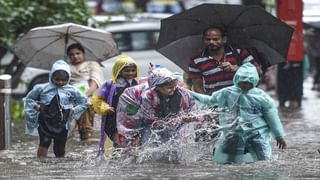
left=156, top=4, right=294, bottom=72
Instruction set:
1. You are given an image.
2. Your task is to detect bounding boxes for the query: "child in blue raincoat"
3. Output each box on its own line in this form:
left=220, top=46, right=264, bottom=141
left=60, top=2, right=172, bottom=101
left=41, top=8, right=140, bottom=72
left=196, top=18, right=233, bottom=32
left=24, top=60, right=88, bottom=158
left=190, top=63, right=287, bottom=164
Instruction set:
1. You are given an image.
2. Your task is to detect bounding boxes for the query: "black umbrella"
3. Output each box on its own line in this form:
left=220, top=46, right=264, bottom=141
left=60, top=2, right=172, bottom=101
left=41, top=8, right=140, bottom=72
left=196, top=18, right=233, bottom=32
left=304, top=21, right=320, bottom=30
left=156, top=4, right=294, bottom=72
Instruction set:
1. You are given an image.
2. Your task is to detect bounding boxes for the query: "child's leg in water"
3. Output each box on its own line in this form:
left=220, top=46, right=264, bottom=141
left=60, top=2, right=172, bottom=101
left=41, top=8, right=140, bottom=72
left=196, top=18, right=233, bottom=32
left=53, top=130, right=68, bottom=158
left=37, top=146, right=48, bottom=158
left=38, top=128, right=51, bottom=158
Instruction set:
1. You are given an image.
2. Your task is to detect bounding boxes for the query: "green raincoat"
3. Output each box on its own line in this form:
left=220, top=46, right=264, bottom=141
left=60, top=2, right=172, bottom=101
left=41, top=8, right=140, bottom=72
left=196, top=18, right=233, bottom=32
left=190, top=63, right=285, bottom=164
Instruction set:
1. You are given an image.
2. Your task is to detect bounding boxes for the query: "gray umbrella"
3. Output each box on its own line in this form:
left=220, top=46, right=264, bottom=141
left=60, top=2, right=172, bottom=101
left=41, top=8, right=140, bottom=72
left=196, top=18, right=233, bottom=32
left=156, top=4, right=294, bottom=72
left=12, top=23, right=120, bottom=70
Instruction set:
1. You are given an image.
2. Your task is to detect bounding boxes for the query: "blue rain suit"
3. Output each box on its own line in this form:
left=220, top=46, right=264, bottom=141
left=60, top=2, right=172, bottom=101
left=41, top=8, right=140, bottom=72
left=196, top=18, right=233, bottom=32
left=24, top=60, right=88, bottom=136
left=190, top=63, right=285, bottom=164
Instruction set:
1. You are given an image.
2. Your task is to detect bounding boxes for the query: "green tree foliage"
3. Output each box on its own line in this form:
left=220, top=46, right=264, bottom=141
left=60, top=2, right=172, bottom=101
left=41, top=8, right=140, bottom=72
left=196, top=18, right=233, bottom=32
left=0, top=0, right=92, bottom=88
left=0, top=0, right=91, bottom=48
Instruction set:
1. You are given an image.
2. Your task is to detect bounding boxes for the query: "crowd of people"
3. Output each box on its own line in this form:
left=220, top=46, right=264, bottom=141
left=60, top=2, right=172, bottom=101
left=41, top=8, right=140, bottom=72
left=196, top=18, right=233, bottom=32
left=24, top=26, right=287, bottom=165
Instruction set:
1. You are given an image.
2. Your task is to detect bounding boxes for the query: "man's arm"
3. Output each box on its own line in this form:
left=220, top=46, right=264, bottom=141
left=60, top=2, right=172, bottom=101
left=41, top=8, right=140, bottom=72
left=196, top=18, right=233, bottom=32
left=188, top=56, right=205, bottom=94
left=192, top=78, right=205, bottom=94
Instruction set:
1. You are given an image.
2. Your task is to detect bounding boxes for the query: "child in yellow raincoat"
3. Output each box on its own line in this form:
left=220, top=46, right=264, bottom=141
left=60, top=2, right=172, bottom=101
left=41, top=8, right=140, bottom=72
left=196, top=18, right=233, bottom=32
left=91, top=55, right=140, bottom=156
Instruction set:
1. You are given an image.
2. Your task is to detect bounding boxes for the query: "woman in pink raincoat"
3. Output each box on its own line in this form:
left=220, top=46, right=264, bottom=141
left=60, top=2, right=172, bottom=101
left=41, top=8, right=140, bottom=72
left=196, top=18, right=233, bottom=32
left=117, top=65, right=195, bottom=147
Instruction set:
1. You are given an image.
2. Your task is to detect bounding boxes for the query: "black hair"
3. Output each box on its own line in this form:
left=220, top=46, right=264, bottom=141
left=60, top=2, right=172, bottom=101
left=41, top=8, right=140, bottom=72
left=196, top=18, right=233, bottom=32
left=123, top=63, right=137, bottom=68
left=202, top=26, right=227, bottom=37
left=52, top=70, right=69, bottom=81
left=67, top=43, right=85, bottom=55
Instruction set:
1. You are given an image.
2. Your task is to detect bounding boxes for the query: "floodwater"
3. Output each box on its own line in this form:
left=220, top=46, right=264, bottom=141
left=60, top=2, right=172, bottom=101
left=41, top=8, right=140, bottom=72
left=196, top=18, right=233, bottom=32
left=0, top=79, right=319, bottom=180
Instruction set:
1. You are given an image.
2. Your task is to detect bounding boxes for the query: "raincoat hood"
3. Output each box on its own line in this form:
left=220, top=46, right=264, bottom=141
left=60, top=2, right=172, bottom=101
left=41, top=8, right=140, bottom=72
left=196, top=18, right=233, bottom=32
left=112, top=55, right=139, bottom=83
left=233, top=62, right=259, bottom=89
left=49, top=59, right=71, bottom=85
left=148, top=65, right=178, bottom=88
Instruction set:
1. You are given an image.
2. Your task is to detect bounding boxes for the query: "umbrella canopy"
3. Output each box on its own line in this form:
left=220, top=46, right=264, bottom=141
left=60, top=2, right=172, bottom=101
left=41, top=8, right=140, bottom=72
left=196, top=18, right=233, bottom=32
left=304, top=21, right=320, bottom=30
left=156, top=4, right=294, bottom=72
left=12, top=23, right=120, bottom=70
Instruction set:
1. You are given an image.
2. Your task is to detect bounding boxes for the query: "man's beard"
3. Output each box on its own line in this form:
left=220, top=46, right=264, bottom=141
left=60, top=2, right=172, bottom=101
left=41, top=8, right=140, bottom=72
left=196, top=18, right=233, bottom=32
left=207, top=44, right=223, bottom=52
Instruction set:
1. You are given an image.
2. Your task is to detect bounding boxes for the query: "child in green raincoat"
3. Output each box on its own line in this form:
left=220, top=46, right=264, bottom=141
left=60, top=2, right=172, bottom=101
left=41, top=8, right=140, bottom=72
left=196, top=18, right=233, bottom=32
left=190, top=62, right=287, bottom=164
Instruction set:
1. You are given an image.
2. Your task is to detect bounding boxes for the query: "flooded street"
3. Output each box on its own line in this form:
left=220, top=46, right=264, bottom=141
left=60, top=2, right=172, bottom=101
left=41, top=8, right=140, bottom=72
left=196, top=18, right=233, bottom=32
left=0, top=78, right=319, bottom=180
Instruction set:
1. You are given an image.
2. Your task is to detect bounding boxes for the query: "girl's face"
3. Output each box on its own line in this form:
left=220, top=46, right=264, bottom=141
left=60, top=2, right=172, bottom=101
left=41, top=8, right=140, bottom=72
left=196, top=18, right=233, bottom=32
left=157, top=80, right=178, bottom=97
left=53, top=76, right=68, bottom=87
left=120, top=66, right=137, bottom=80
left=239, top=81, right=253, bottom=91
left=68, top=48, right=85, bottom=65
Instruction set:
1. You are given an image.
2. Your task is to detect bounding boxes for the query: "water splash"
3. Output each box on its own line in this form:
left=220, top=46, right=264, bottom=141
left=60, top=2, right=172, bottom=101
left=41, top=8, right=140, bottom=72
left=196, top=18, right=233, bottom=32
left=98, top=107, right=225, bottom=165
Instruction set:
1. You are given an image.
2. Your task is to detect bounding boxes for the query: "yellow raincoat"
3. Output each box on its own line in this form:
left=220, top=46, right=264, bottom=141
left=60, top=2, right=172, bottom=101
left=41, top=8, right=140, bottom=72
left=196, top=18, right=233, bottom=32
left=92, top=55, right=139, bottom=156
left=92, top=54, right=139, bottom=115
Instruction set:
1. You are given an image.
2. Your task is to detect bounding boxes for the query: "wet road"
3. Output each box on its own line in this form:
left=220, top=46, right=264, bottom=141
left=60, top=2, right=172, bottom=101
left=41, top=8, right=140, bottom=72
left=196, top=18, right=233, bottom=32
left=0, top=78, right=319, bottom=180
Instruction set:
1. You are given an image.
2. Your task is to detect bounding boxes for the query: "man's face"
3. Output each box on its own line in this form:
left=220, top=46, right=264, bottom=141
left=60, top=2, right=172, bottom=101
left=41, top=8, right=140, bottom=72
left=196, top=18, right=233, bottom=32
left=203, top=28, right=226, bottom=51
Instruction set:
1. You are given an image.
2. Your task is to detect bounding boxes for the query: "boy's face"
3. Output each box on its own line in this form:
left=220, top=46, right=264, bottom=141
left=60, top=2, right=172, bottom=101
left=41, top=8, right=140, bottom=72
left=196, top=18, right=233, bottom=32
left=239, top=81, right=253, bottom=91
left=68, top=48, right=85, bottom=65
left=53, top=76, right=68, bottom=87
left=120, top=66, right=137, bottom=80
left=157, top=80, right=178, bottom=97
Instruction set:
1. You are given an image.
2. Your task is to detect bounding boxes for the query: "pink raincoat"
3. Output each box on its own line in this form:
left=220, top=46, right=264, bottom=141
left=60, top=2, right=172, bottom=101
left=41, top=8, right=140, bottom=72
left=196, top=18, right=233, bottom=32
left=117, top=66, right=195, bottom=146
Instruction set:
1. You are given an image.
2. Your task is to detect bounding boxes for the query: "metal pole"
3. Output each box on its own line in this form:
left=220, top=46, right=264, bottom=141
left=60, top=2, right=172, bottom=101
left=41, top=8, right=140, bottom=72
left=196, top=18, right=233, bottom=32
left=0, top=74, right=12, bottom=149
